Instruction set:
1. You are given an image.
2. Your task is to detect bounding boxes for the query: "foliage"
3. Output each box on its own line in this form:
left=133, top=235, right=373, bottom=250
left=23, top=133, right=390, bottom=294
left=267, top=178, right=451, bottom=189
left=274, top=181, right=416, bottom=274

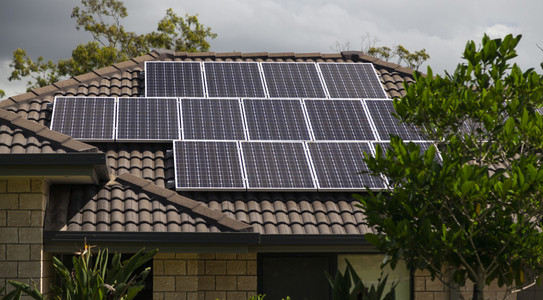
left=247, top=295, right=291, bottom=300
left=358, top=34, right=543, bottom=300
left=1, top=244, right=157, bottom=300
left=367, top=45, right=430, bottom=70
left=333, top=33, right=430, bottom=70
left=326, top=259, right=396, bottom=300
left=7, top=0, right=217, bottom=92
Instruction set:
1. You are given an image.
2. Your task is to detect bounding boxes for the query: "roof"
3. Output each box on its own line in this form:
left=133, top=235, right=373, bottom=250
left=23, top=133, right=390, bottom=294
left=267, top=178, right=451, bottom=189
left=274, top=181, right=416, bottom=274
left=0, top=50, right=414, bottom=250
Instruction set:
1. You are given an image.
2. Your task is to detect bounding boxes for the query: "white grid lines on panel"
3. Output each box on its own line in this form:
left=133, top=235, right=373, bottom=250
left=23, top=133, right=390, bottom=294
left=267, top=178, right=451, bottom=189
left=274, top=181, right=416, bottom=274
left=241, top=141, right=316, bottom=190
left=243, top=98, right=311, bottom=141
left=261, top=62, right=326, bottom=99
left=174, top=141, right=245, bottom=190
left=204, top=62, right=266, bottom=98
left=180, top=98, right=245, bottom=140
left=308, top=141, right=386, bottom=190
left=116, top=97, right=180, bottom=141
left=318, top=63, right=387, bottom=99
left=51, top=96, right=115, bottom=141
left=304, top=99, right=376, bottom=141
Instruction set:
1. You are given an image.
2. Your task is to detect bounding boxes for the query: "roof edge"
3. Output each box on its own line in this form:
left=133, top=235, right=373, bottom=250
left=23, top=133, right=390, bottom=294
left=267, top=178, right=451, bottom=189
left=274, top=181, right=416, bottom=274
left=0, top=109, right=98, bottom=153
left=341, top=51, right=416, bottom=76
left=114, top=173, right=253, bottom=233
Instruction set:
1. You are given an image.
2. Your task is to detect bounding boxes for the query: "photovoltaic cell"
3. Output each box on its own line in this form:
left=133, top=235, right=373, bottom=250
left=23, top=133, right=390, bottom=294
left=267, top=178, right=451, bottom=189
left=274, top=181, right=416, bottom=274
left=51, top=97, right=115, bottom=140
left=262, top=62, right=326, bottom=98
left=181, top=98, right=245, bottom=140
left=365, top=100, right=424, bottom=140
left=145, top=62, right=204, bottom=97
left=174, top=141, right=245, bottom=190
left=308, top=142, right=385, bottom=189
left=117, top=97, right=179, bottom=140
left=204, top=62, right=266, bottom=98
left=243, top=99, right=310, bottom=140
left=319, top=63, right=387, bottom=99
left=241, top=142, right=315, bottom=190
left=305, top=99, right=375, bottom=140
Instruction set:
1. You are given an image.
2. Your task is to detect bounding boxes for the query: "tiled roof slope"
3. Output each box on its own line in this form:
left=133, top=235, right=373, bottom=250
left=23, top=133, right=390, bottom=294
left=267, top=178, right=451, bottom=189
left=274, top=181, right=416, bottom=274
left=0, top=50, right=415, bottom=238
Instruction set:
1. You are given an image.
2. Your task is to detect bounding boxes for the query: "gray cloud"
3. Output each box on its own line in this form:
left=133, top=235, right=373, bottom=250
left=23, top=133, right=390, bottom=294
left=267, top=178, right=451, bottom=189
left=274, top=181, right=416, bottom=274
left=1, top=0, right=542, bottom=97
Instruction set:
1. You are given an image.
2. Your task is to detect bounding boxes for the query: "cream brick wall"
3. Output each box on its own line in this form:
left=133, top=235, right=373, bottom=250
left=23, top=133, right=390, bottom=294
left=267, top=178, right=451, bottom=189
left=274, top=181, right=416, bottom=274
left=153, top=252, right=258, bottom=300
left=0, top=178, right=54, bottom=295
left=413, top=269, right=515, bottom=300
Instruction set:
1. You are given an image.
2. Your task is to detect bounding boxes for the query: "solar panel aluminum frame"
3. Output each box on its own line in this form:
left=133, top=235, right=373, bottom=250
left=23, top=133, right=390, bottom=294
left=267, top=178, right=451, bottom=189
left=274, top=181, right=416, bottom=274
left=179, top=97, right=247, bottom=141
left=144, top=61, right=206, bottom=98
left=240, top=140, right=317, bottom=191
left=317, top=62, right=389, bottom=99
left=50, top=96, right=117, bottom=142
left=203, top=62, right=267, bottom=99
left=260, top=62, right=328, bottom=100
left=241, top=98, right=312, bottom=141
left=115, top=97, right=181, bottom=142
left=173, top=140, right=247, bottom=191
left=307, top=141, right=387, bottom=192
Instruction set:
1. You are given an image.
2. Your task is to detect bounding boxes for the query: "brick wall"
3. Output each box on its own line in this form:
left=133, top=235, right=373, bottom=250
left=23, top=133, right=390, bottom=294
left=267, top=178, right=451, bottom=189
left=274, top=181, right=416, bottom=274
left=153, top=252, right=257, bottom=300
left=0, top=178, right=54, bottom=295
left=413, top=269, right=515, bottom=300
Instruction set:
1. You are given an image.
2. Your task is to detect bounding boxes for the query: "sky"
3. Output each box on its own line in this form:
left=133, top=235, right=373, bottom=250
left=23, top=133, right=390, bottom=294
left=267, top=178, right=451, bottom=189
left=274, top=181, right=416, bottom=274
left=0, top=0, right=541, bottom=97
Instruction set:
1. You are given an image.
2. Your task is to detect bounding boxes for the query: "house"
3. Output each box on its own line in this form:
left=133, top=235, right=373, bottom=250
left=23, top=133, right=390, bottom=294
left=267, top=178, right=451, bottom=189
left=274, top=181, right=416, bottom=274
left=0, top=50, right=513, bottom=300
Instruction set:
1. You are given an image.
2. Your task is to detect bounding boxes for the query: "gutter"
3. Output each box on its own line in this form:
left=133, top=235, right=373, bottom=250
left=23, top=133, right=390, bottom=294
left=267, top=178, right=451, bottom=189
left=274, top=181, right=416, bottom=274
left=0, top=153, right=110, bottom=184
left=44, top=231, right=373, bottom=253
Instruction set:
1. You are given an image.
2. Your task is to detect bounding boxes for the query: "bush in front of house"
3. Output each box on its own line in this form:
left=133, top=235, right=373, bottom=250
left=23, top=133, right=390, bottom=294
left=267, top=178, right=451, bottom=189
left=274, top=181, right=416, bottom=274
left=1, top=243, right=157, bottom=300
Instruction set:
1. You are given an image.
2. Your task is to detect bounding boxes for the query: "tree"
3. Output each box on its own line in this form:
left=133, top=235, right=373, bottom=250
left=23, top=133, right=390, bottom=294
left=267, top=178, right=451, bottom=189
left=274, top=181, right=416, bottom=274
left=333, top=33, right=430, bottom=70
left=357, top=34, right=543, bottom=300
left=6, top=0, right=217, bottom=92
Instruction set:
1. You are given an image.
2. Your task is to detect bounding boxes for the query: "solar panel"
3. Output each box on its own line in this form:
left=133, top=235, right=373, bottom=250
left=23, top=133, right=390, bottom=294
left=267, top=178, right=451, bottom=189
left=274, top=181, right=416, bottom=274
left=319, top=63, right=387, bottom=99
left=204, top=62, right=266, bottom=98
left=261, top=62, right=326, bottom=98
left=145, top=62, right=204, bottom=97
left=308, top=142, right=385, bottom=190
left=174, top=141, right=245, bottom=190
left=180, top=98, right=245, bottom=140
left=50, top=97, right=115, bottom=140
left=116, top=97, right=179, bottom=141
left=241, top=142, right=315, bottom=190
left=365, top=99, right=424, bottom=140
left=305, top=99, right=375, bottom=140
left=243, top=99, right=310, bottom=140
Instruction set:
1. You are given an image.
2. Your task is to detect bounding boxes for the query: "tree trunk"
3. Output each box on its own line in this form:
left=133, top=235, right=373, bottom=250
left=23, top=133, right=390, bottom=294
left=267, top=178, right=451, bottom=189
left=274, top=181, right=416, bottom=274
left=473, top=268, right=486, bottom=300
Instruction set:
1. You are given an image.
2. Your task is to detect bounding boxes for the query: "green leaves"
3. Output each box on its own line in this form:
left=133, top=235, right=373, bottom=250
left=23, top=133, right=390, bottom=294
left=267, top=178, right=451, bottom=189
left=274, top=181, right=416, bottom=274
left=358, top=33, right=543, bottom=298
left=8, top=0, right=217, bottom=91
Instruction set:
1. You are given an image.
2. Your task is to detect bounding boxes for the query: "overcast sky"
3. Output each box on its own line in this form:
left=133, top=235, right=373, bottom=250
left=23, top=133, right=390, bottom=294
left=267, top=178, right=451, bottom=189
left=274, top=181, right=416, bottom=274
left=0, top=0, right=541, bottom=97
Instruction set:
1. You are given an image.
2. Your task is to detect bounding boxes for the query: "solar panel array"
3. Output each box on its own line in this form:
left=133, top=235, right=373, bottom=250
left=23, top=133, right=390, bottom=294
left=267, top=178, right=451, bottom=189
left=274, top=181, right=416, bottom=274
left=50, top=61, right=432, bottom=191
left=145, top=61, right=387, bottom=99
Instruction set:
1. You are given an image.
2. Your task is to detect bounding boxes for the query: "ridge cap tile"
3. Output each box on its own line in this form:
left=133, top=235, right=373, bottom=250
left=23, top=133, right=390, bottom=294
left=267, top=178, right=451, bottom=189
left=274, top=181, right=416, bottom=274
left=31, top=85, right=59, bottom=96
left=0, top=98, right=17, bottom=109
left=242, top=52, right=269, bottom=58
left=73, top=72, right=99, bottom=83
left=167, top=194, right=200, bottom=209
left=216, top=52, right=242, bottom=58
left=53, top=78, right=80, bottom=90
left=93, top=66, right=119, bottom=77
left=8, top=92, right=37, bottom=103
left=112, top=59, right=139, bottom=71
left=131, top=54, right=155, bottom=64
left=269, top=52, right=295, bottom=58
